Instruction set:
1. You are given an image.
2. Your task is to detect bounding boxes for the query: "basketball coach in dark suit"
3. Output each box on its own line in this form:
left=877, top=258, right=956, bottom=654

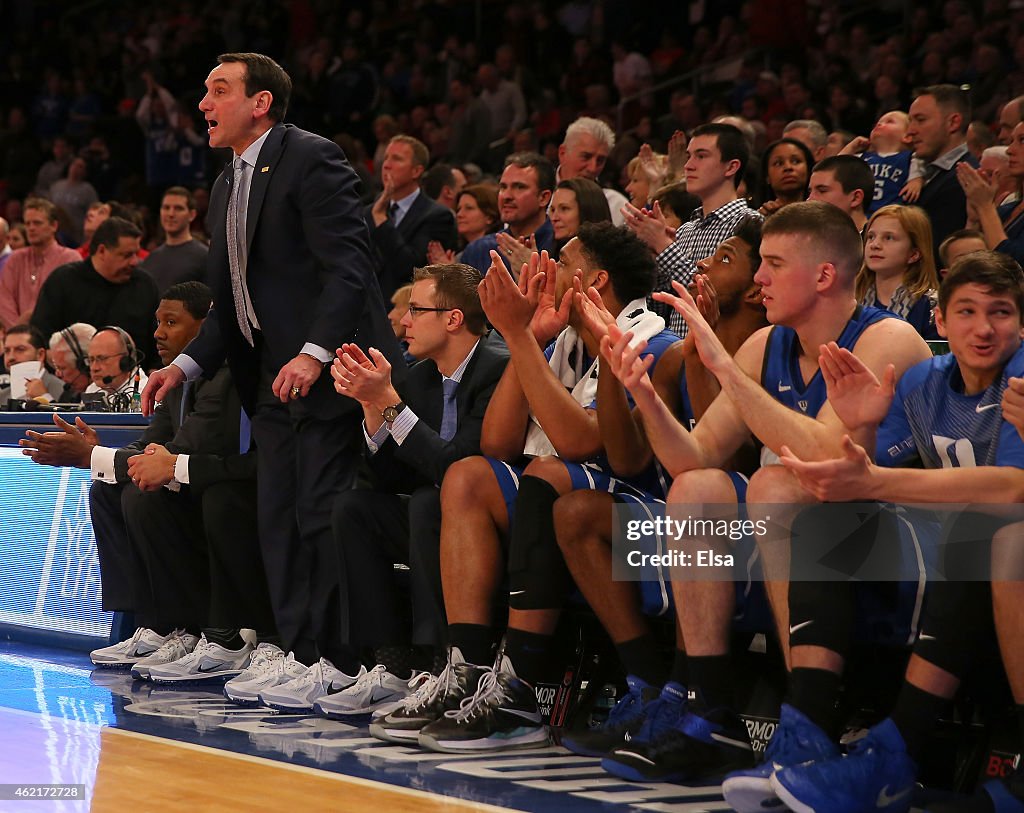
left=331, top=263, right=509, bottom=659
left=366, top=135, right=458, bottom=303
left=143, top=53, right=402, bottom=666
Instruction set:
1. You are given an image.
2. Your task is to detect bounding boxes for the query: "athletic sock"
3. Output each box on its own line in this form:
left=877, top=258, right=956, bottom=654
left=372, top=645, right=416, bottom=679
left=448, top=623, right=497, bottom=667
left=615, top=634, right=668, bottom=687
left=504, top=627, right=554, bottom=687
left=669, top=648, right=689, bottom=687
left=787, top=667, right=842, bottom=737
left=687, top=654, right=734, bottom=709
left=890, top=682, right=949, bottom=763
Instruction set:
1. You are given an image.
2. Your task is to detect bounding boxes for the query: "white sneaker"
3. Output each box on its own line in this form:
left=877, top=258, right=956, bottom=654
left=258, top=657, right=364, bottom=712
left=148, top=635, right=254, bottom=683
left=130, top=631, right=200, bottom=680
left=90, top=628, right=176, bottom=668
left=314, top=664, right=416, bottom=718
left=223, top=644, right=294, bottom=704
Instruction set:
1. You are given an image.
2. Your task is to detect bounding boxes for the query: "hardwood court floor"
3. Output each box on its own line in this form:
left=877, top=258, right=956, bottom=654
left=0, top=641, right=737, bottom=813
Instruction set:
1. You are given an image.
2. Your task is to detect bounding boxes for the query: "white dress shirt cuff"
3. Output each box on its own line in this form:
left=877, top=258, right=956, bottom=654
left=172, top=355, right=203, bottom=382
left=174, top=453, right=190, bottom=484
left=90, top=446, right=119, bottom=483
left=388, top=407, right=420, bottom=445
left=301, top=343, right=332, bottom=364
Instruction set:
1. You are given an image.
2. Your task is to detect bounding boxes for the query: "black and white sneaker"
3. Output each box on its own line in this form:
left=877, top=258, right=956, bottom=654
left=417, top=655, right=550, bottom=753
left=369, top=648, right=486, bottom=744
left=603, top=703, right=755, bottom=783
left=560, top=674, right=663, bottom=757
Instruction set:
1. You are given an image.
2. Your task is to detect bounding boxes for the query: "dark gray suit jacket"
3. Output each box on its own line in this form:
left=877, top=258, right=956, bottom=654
left=365, top=192, right=458, bottom=303
left=112, top=365, right=253, bottom=491
left=184, top=123, right=403, bottom=419
left=367, top=331, right=509, bottom=491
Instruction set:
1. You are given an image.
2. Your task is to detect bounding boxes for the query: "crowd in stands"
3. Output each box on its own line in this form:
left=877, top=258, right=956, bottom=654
left=4, top=2, right=1024, bottom=811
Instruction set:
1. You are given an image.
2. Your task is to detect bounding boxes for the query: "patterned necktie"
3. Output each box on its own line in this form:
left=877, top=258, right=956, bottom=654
left=389, top=201, right=400, bottom=223
left=227, top=156, right=254, bottom=346
left=440, top=378, right=459, bottom=441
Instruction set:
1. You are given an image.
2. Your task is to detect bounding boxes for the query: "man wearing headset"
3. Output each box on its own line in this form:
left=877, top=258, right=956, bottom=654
left=82, top=325, right=148, bottom=410
left=47, top=323, right=96, bottom=403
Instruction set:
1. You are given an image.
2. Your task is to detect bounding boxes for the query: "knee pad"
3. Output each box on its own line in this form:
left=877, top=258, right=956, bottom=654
left=507, top=476, right=570, bottom=610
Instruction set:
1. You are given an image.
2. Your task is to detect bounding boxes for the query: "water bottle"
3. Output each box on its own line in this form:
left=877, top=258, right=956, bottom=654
left=588, top=682, right=618, bottom=729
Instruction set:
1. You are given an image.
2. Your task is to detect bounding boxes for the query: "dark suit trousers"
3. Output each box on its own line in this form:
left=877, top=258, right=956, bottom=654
left=199, top=481, right=276, bottom=634
left=252, top=364, right=362, bottom=662
left=91, top=479, right=275, bottom=634
left=332, top=485, right=447, bottom=649
left=90, top=481, right=158, bottom=626
left=121, top=485, right=209, bottom=630
left=126, top=480, right=275, bottom=634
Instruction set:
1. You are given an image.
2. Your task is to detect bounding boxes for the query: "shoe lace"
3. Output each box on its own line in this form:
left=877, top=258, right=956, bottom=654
left=397, top=668, right=446, bottom=712
left=604, top=685, right=644, bottom=730
left=351, top=664, right=388, bottom=692
left=149, top=629, right=188, bottom=658
left=169, top=635, right=211, bottom=667
left=633, top=695, right=679, bottom=742
left=446, top=666, right=507, bottom=723
left=128, top=627, right=147, bottom=644
left=291, top=659, right=326, bottom=690
left=243, top=646, right=282, bottom=675
left=119, top=627, right=149, bottom=651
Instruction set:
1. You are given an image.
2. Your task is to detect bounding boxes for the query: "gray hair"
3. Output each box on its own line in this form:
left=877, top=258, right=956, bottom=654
left=49, top=322, right=97, bottom=354
left=982, top=145, right=1010, bottom=163
left=564, top=116, right=616, bottom=151
left=712, top=115, right=756, bottom=151
left=784, top=119, right=828, bottom=150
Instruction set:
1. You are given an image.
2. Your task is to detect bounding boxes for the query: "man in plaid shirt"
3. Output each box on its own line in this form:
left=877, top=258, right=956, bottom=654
left=623, top=123, right=761, bottom=336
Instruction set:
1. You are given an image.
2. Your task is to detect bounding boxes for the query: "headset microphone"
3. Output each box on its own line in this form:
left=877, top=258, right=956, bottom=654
left=102, top=375, right=115, bottom=385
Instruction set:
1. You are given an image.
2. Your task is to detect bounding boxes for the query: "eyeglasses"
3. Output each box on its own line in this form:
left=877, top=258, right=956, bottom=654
left=407, top=306, right=453, bottom=317
left=86, top=352, right=126, bottom=365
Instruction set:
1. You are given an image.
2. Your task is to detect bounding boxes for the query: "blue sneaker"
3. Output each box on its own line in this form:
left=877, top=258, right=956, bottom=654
left=595, top=681, right=688, bottom=773
left=926, top=761, right=1024, bottom=812
left=722, top=703, right=839, bottom=813
left=560, top=675, right=661, bottom=757
left=770, top=717, right=917, bottom=813
left=602, top=699, right=754, bottom=783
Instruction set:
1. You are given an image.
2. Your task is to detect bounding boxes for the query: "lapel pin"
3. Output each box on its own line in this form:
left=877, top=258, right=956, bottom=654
left=261, top=166, right=270, bottom=173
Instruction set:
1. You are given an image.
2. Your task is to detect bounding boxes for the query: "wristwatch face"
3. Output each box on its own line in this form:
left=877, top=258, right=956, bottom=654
left=382, top=403, right=405, bottom=422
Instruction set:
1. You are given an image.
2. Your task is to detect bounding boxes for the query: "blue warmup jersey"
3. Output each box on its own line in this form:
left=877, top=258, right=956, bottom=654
left=761, top=305, right=895, bottom=416
left=491, top=328, right=681, bottom=522
left=863, top=150, right=914, bottom=214
left=678, top=370, right=697, bottom=432
left=876, top=344, right=1024, bottom=469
